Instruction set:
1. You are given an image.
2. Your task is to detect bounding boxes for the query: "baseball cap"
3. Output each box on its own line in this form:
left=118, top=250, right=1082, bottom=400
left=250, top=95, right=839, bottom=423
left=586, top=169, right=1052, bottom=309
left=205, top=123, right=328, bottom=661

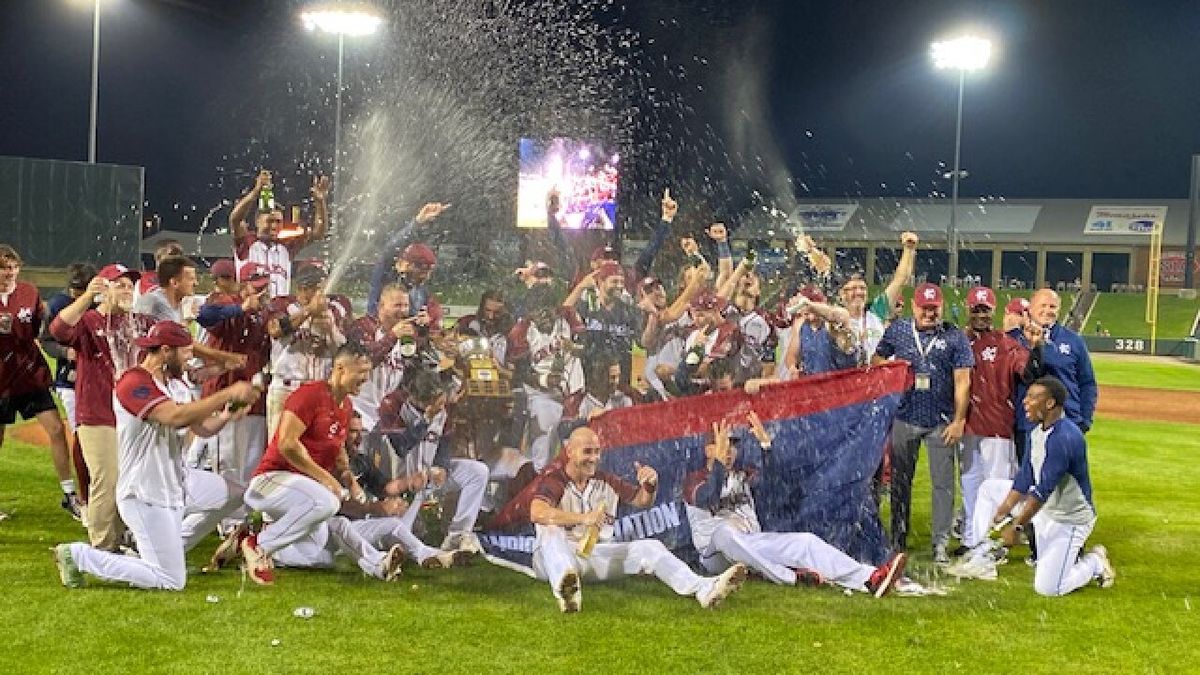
left=913, top=283, right=943, bottom=308
left=798, top=284, right=827, bottom=304
left=590, top=245, right=619, bottom=262
left=238, top=262, right=271, bottom=290
left=966, top=286, right=997, bottom=310
left=134, top=320, right=193, bottom=348
left=97, top=263, right=141, bottom=283
left=293, top=264, right=327, bottom=289
left=1004, top=297, right=1030, bottom=315
left=402, top=243, right=437, bottom=267
left=691, top=291, right=728, bottom=312
left=594, top=261, right=623, bottom=283
left=210, top=259, right=236, bottom=279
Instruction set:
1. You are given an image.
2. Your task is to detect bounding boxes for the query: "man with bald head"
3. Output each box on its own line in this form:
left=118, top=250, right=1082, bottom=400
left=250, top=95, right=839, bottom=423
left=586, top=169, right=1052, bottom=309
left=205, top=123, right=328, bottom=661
left=1016, top=290, right=1096, bottom=436
left=527, top=426, right=748, bottom=613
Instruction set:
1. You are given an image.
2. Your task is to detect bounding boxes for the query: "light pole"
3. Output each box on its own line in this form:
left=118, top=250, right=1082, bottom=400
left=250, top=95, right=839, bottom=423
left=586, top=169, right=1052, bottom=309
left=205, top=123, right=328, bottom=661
left=932, top=35, right=991, bottom=284
left=88, top=0, right=101, bottom=163
left=300, top=4, right=384, bottom=191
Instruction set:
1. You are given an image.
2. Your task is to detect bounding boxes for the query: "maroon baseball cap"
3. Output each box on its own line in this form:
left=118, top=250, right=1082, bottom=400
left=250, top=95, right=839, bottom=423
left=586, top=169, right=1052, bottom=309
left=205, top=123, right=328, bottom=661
left=594, top=261, right=624, bottom=283
left=590, top=245, right=619, bottom=262
left=210, top=259, right=236, bottom=279
left=402, top=243, right=437, bottom=267
left=913, top=283, right=943, bottom=308
left=691, top=291, right=728, bottom=312
left=1004, top=297, right=1031, bottom=315
left=135, top=320, right=193, bottom=348
left=237, top=262, right=271, bottom=290
left=799, top=285, right=827, bottom=304
left=97, top=263, right=141, bottom=283
left=967, top=286, right=997, bottom=310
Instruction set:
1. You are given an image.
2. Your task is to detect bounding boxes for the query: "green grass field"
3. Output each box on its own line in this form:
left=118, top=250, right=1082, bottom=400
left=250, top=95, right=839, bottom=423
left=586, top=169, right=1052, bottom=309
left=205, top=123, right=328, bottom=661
left=1085, top=294, right=1199, bottom=339
left=3, top=393, right=1199, bottom=671
left=1092, top=354, right=1200, bottom=392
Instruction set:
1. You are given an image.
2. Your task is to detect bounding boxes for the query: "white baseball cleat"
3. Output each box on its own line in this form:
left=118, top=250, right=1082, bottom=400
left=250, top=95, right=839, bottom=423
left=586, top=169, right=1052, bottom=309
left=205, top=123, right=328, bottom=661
left=946, top=556, right=997, bottom=582
left=442, top=532, right=483, bottom=555
left=381, top=545, right=405, bottom=581
left=1090, top=545, right=1116, bottom=589
left=698, top=563, right=748, bottom=609
left=557, top=570, right=582, bottom=613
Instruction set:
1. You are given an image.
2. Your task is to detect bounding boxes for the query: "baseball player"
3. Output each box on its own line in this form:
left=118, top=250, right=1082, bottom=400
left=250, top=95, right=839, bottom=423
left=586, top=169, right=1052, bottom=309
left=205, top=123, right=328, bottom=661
left=263, top=413, right=469, bottom=571
left=528, top=426, right=748, bottom=613
left=684, top=416, right=908, bottom=597
left=51, top=321, right=258, bottom=590
left=951, top=376, right=1115, bottom=595
left=229, top=170, right=329, bottom=298
left=0, top=246, right=78, bottom=517
left=376, top=369, right=488, bottom=554
left=366, top=202, right=451, bottom=317
left=506, top=286, right=585, bottom=470
left=263, top=264, right=347, bottom=439
left=239, top=343, right=403, bottom=585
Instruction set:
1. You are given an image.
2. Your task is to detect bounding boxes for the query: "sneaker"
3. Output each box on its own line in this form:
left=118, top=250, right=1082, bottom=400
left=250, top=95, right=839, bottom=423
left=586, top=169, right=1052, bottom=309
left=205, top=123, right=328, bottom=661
left=557, top=570, right=581, bottom=613
left=240, top=534, right=275, bottom=586
left=933, top=545, right=950, bottom=566
left=946, top=556, right=997, bottom=581
left=1091, top=545, right=1116, bottom=589
left=52, top=543, right=84, bottom=588
left=442, top=531, right=482, bottom=555
left=421, top=549, right=472, bottom=569
left=205, top=522, right=248, bottom=572
left=61, top=493, right=83, bottom=522
left=698, top=563, right=748, bottom=608
left=792, top=567, right=826, bottom=587
left=381, top=544, right=405, bottom=581
left=866, top=552, right=908, bottom=598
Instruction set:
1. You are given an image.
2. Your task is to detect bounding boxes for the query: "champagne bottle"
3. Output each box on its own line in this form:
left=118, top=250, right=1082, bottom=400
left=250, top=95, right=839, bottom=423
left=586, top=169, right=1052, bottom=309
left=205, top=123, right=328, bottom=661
left=578, top=499, right=607, bottom=558
left=258, top=180, right=275, bottom=212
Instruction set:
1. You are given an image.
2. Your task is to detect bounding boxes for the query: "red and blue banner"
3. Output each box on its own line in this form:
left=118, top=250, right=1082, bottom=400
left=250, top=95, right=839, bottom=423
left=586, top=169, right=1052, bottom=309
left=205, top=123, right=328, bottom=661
left=481, top=362, right=910, bottom=569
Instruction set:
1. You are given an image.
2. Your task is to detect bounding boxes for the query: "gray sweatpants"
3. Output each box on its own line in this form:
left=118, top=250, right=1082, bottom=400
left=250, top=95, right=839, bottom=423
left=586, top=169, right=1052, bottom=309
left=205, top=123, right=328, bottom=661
left=889, top=420, right=962, bottom=552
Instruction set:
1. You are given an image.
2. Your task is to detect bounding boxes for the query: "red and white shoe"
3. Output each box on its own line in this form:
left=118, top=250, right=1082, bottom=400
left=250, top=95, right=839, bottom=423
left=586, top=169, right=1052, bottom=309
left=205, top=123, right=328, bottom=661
left=866, top=552, right=908, bottom=598
left=205, top=522, right=249, bottom=572
left=240, top=533, right=275, bottom=586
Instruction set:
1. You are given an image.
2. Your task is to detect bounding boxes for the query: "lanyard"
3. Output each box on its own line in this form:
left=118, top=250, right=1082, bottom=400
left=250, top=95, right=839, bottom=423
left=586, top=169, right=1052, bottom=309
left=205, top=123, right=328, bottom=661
left=910, top=320, right=938, bottom=363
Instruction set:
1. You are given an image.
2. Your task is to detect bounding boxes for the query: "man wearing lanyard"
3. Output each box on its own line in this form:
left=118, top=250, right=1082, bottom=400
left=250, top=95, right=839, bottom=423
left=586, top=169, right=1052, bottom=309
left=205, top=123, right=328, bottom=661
left=874, top=283, right=974, bottom=564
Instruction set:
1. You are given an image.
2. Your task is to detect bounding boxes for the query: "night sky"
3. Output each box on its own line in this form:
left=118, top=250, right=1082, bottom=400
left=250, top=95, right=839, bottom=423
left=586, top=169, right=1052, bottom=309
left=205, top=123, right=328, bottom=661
left=3, top=0, right=1200, bottom=232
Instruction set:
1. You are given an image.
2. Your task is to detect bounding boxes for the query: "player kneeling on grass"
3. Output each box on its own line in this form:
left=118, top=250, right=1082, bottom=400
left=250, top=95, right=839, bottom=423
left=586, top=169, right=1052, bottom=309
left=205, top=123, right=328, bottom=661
left=260, top=412, right=470, bottom=572
left=236, top=343, right=405, bottom=585
left=948, top=376, right=1116, bottom=595
left=528, top=426, right=748, bottom=613
left=685, top=416, right=907, bottom=598
left=53, top=321, right=258, bottom=590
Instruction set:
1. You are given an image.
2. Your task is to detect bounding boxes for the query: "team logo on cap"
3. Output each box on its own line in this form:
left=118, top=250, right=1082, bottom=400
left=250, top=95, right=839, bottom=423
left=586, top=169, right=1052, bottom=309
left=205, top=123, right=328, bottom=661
left=924, top=287, right=937, bottom=300
left=974, top=290, right=989, bottom=303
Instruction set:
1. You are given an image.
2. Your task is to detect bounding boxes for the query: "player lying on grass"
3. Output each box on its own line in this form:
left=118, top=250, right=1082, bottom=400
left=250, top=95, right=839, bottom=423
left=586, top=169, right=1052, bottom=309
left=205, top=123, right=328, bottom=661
left=52, top=321, right=257, bottom=590
left=948, top=376, right=1116, bottom=595
left=684, top=416, right=907, bottom=598
left=527, top=426, right=748, bottom=613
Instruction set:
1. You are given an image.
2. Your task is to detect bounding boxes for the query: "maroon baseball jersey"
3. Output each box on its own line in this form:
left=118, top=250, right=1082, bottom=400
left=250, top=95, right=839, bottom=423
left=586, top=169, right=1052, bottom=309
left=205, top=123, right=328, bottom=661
left=965, top=329, right=1030, bottom=439
left=255, top=381, right=351, bottom=477
left=50, top=310, right=155, bottom=427
left=0, top=282, right=51, bottom=398
left=534, top=465, right=640, bottom=542
left=201, top=291, right=270, bottom=416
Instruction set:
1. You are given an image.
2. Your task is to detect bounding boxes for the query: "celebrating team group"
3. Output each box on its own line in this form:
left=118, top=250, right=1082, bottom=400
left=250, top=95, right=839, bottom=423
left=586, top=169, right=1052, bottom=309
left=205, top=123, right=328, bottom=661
left=0, top=169, right=1113, bottom=612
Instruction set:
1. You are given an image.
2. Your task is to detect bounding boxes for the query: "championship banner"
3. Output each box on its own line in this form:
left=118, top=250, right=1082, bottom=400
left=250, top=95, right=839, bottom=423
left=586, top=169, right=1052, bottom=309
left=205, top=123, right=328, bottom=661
left=792, top=204, right=859, bottom=232
left=481, top=362, right=910, bottom=571
left=1084, top=205, right=1167, bottom=235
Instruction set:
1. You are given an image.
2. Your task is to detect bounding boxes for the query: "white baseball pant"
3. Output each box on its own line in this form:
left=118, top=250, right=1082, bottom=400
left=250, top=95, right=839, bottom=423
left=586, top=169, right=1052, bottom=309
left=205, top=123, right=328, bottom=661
left=214, top=414, right=267, bottom=487
left=273, top=515, right=443, bottom=568
left=969, top=478, right=1103, bottom=597
left=532, top=525, right=712, bottom=603
left=404, top=459, right=488, bottom=541
left=526, top=389, right=563, bottom=470
left=960, top=435, right=1018, bottom=545
left=268, top=515, right=397, bottom=578
left=244, top=471, right=339, bottom=556
left=68, top=469, right=243, bottom=590
left=56, top=387, right=77, bottom=435
left=699, top=524, right=875, bottom=590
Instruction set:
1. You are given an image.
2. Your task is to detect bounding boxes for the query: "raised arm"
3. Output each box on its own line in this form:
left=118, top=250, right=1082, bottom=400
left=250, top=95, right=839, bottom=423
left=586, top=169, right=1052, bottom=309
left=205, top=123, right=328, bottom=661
left=308, top=175, right=330, bottom=242
left=883, top=232, right=919, bottom=309
left=229, top=170, right=272, bottom=242
left=633, top=189, right=677, bottom=279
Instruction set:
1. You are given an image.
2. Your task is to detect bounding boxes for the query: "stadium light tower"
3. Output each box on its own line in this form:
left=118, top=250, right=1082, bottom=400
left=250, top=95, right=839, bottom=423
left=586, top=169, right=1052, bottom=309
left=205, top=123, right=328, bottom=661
left=932, top=35, right=992, bottom=284
left=301, top=3, right=384, bottom=191
left=77, top=0, right=108, bottom=163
